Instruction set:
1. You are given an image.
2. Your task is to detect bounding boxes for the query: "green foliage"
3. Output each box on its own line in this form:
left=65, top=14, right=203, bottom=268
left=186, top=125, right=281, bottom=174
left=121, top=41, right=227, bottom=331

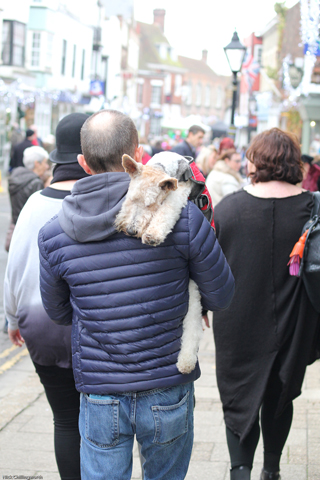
left=274, top=2, right=287, bottom=16
left=274, top=2, right=288, bottom=73
left=266, top=66, right=278, bottom=80
left=286, top=108, right=302, bottom=138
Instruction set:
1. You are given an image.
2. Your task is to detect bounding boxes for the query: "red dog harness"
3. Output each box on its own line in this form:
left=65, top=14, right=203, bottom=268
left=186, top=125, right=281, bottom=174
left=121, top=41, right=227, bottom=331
left=180, top=158, right=215, bottom=229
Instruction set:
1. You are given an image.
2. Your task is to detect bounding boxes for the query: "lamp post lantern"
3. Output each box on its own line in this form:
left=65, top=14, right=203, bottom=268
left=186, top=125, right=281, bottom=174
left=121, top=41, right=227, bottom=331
left=224, top=31, right=247, bottom=140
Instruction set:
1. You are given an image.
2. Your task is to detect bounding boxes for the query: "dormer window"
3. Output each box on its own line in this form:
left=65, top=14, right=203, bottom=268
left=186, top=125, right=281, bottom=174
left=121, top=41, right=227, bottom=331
left=171, top=48, right=177, bottom=62
left=159, top=44, right=167, bottom=60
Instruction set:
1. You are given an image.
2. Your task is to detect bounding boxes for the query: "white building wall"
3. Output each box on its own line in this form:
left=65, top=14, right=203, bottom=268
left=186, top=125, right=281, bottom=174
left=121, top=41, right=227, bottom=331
left=101, top=16, right=122, bottom=104
left=2, top=0, right=31, bottom=23
left=28, top=6, right=94, bottom=94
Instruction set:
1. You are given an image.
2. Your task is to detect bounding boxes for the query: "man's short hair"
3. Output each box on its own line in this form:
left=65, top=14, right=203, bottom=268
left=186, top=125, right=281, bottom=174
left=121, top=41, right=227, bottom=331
left=188, top=125, right=205, bottom=136
left=23, top=146, right=49, bottom=170
left=80, top=110, right=139, bottom=173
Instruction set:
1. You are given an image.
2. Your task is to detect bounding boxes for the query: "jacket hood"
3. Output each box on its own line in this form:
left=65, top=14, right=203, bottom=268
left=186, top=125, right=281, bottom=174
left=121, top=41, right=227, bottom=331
left=8, top=167, right=39, bottom=195
left=58, top=172, right=130, bottom=242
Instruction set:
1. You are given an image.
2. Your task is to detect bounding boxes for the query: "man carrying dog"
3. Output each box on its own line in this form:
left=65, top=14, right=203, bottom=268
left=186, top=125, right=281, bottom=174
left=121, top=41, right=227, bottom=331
left=38, top=109, right=234, bottom=480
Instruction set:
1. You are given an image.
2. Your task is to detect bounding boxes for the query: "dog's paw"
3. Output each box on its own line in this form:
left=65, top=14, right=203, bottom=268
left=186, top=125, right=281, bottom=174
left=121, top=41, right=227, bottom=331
left=142, top=232, right=162, bottom=246
left=176, top=354, right=197, bottom=374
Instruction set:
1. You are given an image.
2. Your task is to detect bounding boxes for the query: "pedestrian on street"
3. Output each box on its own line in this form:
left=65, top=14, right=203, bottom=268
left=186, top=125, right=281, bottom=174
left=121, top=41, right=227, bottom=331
left=206, top=149, right=243, bottom=207
left=38, top=109, right=234, bottom=480
left=9, top=123, right=24, bottom=160
left=196, top=145, right=218, bottom=178
left=10, top=128, right=37, bottom=170
left=30, top=123, right=44, bottom=147
left=4, top=113, right=90, bottom=480
left=218, top=137, right=235, bottom=156
left=6, top=145, right=49, bottom=251
left=301, top=154, right=320, bottom=192
left=212, top=128, right=320, bottom=480
left=171, top=125, right=205, bottom=159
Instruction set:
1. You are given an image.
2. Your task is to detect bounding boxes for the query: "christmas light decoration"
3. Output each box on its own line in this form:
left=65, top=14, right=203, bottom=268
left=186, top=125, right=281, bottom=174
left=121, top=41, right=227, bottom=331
left=300, top=0, right=320, bottom=95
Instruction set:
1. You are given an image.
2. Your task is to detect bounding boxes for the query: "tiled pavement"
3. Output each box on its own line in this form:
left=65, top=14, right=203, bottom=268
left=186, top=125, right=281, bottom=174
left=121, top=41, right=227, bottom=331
left=0, top=323, right=319, bottom=480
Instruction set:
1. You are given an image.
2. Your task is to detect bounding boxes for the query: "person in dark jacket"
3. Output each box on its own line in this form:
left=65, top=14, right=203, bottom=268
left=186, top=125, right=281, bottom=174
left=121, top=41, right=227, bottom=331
left=5, top=113, right=90, bottom=480
left=171, top=125, right=205, bottom=159
left=10, top=129, right=36, bottom=170
left=213, top=128, right=320, bottom=480
left=38, top=109, right=235, bottom=480
left=8, top=146, right=49, bottom=225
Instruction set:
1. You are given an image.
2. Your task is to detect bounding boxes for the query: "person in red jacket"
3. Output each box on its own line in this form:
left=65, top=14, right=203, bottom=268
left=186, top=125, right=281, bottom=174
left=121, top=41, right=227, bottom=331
left=301, top=154, right=320, bottom=191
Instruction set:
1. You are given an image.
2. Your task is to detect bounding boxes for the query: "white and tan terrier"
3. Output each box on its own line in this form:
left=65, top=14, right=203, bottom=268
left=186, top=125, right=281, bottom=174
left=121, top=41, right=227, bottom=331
left=115, top=152, right=203, bottom=374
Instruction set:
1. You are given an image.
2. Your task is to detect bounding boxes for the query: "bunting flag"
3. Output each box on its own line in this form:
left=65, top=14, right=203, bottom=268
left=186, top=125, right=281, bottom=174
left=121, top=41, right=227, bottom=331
left=242, top=53, right=260, bottom=92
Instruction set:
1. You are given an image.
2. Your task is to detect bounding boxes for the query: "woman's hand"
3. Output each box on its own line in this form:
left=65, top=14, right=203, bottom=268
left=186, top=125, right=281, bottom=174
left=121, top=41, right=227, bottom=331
left=8, top=328, right=25, bottom=347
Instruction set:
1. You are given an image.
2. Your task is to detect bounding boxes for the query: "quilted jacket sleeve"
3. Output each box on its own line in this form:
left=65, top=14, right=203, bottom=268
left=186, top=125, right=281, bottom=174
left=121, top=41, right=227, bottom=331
left=38, top=226, right=73, bottom=326
left=188, top=202, right=234, bottom=311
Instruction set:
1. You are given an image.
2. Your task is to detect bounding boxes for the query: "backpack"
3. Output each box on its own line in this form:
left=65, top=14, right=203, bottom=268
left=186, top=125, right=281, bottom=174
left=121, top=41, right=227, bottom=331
left=288, top=192, right=320, bottom=312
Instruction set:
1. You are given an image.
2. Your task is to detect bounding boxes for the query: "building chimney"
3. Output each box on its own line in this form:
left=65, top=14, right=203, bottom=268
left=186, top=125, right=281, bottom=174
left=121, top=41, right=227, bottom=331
left=153, top=9, right=165, bottom=33
left=202, top=49, right=208, bottom=64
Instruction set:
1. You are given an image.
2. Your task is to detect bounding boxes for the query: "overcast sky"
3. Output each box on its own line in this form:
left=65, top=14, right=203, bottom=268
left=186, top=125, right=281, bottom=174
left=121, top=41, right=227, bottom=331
left=134, top=0, right=299, bottom=75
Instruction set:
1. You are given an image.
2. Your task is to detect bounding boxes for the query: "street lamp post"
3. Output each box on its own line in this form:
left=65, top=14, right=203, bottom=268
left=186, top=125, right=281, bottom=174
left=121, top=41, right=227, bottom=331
left=224, top=31, right=247, bottom=141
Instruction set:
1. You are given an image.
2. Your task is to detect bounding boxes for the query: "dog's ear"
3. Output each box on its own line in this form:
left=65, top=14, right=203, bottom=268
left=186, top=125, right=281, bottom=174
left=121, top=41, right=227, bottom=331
left=158, top=177, right=178, bottom=191
left=122, top=154, right=142, bottom=176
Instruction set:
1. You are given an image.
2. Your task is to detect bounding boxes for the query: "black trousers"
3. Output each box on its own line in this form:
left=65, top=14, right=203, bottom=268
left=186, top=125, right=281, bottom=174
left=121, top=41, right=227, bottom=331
left=226, top=364, right=293, bottom=473
left=33, top=362, right=81, bottom=480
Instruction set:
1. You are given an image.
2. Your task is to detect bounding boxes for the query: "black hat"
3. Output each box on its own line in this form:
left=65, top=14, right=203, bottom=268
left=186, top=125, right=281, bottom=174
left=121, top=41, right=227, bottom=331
left=49, top=113, right=89, bottom=164
left=26, top=129, right=35, bottom=138
left=301, top=154, right=313, bottom=165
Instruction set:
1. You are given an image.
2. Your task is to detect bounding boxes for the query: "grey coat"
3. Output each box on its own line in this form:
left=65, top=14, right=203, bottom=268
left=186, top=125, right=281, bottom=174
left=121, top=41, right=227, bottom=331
left=8, top=167, right=44, bottom=224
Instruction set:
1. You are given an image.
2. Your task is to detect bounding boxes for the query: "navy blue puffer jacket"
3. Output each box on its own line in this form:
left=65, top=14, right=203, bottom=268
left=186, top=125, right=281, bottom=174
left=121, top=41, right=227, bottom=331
left=38, top=172, right=234, bottom=394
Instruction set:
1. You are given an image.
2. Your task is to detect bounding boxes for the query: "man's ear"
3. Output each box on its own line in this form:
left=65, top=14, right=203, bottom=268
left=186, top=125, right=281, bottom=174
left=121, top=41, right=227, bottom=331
left=134, top=145, right=143, bottom=164
left=158, top=177, right=178, bottom=191
left=122, top=154, right=142, bottom=175
left=78, top=154, right=93, bottom=175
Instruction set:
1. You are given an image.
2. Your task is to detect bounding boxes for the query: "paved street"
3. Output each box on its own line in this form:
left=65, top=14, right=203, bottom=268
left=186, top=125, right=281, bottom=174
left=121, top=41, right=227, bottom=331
left=0, top=183, right=319, bottom=479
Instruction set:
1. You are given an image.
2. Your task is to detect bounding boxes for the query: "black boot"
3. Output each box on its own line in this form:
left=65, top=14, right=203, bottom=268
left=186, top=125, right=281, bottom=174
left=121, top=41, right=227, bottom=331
left=260, top=469, right=281, bottom=480
left=230, top=466, right=251, bottom=480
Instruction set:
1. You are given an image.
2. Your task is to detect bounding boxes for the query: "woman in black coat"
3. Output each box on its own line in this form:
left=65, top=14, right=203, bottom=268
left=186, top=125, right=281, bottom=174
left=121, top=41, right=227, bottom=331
left=213, top=128, right=320, bottom=480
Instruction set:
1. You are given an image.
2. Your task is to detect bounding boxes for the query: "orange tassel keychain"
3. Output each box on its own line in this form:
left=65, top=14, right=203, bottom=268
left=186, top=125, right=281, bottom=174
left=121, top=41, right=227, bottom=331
left=287, top=229, right=309, bottom=276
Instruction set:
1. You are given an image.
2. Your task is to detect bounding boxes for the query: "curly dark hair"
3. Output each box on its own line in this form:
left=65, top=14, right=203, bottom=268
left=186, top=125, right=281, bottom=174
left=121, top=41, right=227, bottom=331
left=246, top=128, right=303, bottom=185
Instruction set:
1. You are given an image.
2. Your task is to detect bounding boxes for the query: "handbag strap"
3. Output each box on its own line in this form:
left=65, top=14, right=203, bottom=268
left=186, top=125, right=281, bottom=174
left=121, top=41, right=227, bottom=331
left=311, top=191, right=320, bottom=218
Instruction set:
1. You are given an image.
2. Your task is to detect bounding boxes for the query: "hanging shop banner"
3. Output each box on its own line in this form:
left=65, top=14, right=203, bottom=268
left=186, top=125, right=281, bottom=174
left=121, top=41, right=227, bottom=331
left=90, top=80, right=105, bottom=96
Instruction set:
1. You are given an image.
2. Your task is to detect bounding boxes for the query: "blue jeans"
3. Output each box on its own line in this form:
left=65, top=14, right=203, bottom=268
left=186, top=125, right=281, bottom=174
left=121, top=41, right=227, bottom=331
left=79, top=382, right=194, bottom=480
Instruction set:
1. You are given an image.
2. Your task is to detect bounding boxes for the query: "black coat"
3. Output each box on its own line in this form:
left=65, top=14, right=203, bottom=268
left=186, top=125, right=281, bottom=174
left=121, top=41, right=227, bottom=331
left=10, top=139, right=33, bottom=170
left=213, top=189, right=320, bottom=441
left=171, top=140, right=196, bottom=159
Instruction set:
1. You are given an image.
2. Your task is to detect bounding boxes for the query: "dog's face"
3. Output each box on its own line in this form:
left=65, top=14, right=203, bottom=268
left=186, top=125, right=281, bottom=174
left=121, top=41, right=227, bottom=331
left=122, top=154, right=178, bottom=207
left=115, top=155, right=178, bottom=237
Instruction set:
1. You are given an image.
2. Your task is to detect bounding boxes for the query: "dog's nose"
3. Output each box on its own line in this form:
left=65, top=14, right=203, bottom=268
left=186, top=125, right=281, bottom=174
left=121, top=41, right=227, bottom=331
left=127, top=227, right=137, bottom=236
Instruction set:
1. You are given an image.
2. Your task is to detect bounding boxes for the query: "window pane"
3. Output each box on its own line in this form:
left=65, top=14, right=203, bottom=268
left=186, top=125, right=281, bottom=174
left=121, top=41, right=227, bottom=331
left=12, top=45, right=24, bottom=66
left=14, top=22, right=25, bottom=47
left=151, top=86, right=161, bottom=104
left=46, top=33, right=53, bottom=67
left=2, top=22, right=11, bottom=64
left=150, top=117, right=161, bottom=135
left=32, top=32, right=41, bottom=48
left=81, top=49, right=85, bottom=80
left=2, top=22, right=11, bottom=45
left=61, top=39, right=67, bottom=75
left=32, top=51, right=40, bottom=67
